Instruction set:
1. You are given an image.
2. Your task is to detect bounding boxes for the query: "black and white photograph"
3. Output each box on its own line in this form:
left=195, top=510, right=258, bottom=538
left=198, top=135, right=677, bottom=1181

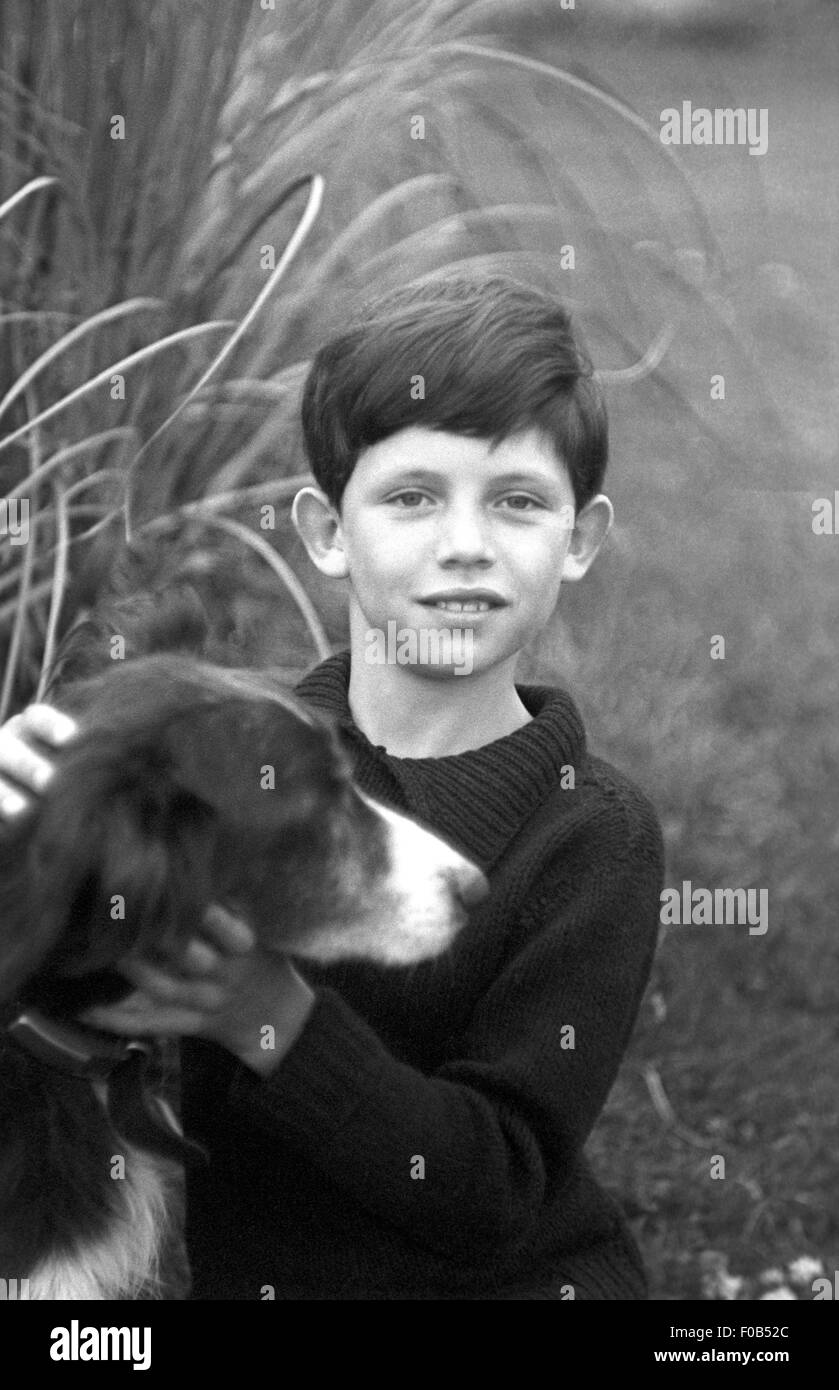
left=0, top=0, right=836, bottom=1357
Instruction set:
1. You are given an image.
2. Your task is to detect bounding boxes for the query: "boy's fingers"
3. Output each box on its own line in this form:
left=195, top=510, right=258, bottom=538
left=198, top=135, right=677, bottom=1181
left=202, top=902, right=256, bottom=955
left=116, top=958, right=227, bottom=1013
left=179, top=938, right=220, bottom=976
left=18, top=703, right=79, bottom=748
left=81, top=997, right=203, bottom=1037
left=0, top=705, right=76, bottom=813
left=0, top=728, right=57, bottom=798
left=0, top=780, right=31, bottom=819
left=80, top=994, right=155, bottom=1033
left=117, top=957, right=183, bottom=1001
left=114, top=918, right=250, bottom=993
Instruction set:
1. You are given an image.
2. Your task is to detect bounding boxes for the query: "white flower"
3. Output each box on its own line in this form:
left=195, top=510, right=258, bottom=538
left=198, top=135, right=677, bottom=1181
left=717, top=1274, right=744, bottom=1300
left=787, top=1256, right=824, bottom=1286
left=758, top=1267, right=786, bottom=1287
left=698, top=1251, right=744, bottom=1300
left=760, top=1287, right=797, bottom=1300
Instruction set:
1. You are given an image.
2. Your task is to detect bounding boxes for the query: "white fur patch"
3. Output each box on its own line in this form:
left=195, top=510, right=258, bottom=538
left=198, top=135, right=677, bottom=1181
left=295, top=795, right=488, bottom=965
left=27, top=1144, right=173, bottom=1300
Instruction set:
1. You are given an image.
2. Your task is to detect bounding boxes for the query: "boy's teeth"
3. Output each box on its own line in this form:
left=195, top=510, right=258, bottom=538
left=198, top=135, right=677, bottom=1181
left=434, top=600, right=490, bottom=612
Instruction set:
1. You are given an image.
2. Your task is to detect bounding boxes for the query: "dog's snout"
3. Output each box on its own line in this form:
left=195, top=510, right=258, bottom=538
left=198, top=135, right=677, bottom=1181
left=452, top=861, right=489, bottom=909
left=336, top=792, right=490, bottom=964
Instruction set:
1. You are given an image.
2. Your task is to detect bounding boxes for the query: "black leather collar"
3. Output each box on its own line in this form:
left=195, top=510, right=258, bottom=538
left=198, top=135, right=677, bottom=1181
left=5, top=1005, right=208, bottom=1167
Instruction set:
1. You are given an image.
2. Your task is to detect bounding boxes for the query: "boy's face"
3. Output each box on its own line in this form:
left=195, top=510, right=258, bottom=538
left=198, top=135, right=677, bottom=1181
left=327, top=425, right=600, bottom=679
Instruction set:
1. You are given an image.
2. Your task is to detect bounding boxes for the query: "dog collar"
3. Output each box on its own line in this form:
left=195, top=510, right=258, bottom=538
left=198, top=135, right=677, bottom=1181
left=5, top=1006, right=136, bottom=1078
left=106, top=1044, right=210, bottom=1168
left=4, top=1005, right=208, bottom=1167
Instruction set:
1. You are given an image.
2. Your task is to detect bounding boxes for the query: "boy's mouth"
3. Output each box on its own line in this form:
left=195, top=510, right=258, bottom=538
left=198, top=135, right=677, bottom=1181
left=418, top=590, right=507, bottom=614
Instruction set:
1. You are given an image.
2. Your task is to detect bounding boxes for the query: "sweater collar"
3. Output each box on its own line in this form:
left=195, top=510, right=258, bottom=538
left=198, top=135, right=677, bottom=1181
left=294, top=650, right=586, bottom=869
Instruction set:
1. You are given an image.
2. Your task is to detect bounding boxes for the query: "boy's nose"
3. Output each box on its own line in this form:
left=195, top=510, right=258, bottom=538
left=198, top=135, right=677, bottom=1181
left=435, top=509, right=495, bottom=564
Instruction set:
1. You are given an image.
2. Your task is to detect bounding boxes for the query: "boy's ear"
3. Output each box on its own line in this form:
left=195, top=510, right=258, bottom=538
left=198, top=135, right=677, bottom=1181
left=561, top=494, right=614, bottom=582
left=291, top=487, right=349, bottom=579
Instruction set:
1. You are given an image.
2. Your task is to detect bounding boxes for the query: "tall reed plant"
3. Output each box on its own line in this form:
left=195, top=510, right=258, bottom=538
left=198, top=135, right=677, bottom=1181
left=0, top=0, right=791, bottom=716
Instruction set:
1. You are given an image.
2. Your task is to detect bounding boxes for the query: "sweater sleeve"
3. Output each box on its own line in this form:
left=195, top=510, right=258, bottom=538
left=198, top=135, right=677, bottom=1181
left=221, top=780, right=664, bottom=1260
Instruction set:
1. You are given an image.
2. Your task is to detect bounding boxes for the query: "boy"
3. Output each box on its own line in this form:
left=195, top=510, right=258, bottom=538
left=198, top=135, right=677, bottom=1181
left=0, top=271, right=664, bottom=1299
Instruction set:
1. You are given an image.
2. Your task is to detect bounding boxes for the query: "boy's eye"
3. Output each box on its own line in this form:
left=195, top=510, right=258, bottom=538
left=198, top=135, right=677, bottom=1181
left=499, top=494, right=542, bottom=511
left=388, top=491, right=431, bottom=507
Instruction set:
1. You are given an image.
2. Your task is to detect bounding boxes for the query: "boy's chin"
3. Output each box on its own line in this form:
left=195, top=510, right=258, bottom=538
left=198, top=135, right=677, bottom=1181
left=410, top=658, right=474, bottom=680
left=398, top=644, right=521, bottom=681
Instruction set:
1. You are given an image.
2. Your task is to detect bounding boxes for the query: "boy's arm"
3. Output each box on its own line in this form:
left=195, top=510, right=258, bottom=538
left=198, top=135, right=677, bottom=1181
left=210, top=783, right=664, bottom=1260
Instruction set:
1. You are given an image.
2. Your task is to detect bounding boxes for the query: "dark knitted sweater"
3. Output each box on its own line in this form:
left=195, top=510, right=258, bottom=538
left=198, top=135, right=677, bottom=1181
left=181, top=651, right=664, bottom=1300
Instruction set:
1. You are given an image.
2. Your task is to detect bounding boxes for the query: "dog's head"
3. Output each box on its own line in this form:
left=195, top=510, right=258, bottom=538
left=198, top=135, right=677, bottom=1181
left=0, top=654, right=486, bottom=1021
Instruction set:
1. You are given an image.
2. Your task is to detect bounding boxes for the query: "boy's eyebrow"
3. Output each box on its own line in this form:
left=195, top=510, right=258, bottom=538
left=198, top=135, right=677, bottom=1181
left=482, top=470, right=564, bottom=490
left=378, top=467, right=446, bottom=485
left=378, top=467, right=564, bottom=491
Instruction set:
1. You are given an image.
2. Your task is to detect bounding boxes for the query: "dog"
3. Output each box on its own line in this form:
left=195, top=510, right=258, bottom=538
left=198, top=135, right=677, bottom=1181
left=0, top=577, right=487, bottom=1300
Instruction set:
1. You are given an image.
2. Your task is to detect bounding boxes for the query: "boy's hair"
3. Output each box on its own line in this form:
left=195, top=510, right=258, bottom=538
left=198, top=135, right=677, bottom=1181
left=300, top=270, right=608, bottom=513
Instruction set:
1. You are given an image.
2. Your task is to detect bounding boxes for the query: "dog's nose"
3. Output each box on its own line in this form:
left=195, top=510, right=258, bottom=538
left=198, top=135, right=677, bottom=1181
left=452, top=861, right=489, bottom=908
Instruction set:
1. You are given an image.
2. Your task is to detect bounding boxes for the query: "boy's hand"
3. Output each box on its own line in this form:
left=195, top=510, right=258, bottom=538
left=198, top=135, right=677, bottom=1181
left=0, top=703, right=79, bottom=818
left=80, top=904, right=316, bottom=1076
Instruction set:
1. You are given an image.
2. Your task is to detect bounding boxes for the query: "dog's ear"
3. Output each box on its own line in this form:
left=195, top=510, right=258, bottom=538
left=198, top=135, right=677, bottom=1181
left=44, top=584, right=213, bottom=694
left=17, top=762, right=221, bottom=1001
left=87, top=778, right=221, bottom=968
